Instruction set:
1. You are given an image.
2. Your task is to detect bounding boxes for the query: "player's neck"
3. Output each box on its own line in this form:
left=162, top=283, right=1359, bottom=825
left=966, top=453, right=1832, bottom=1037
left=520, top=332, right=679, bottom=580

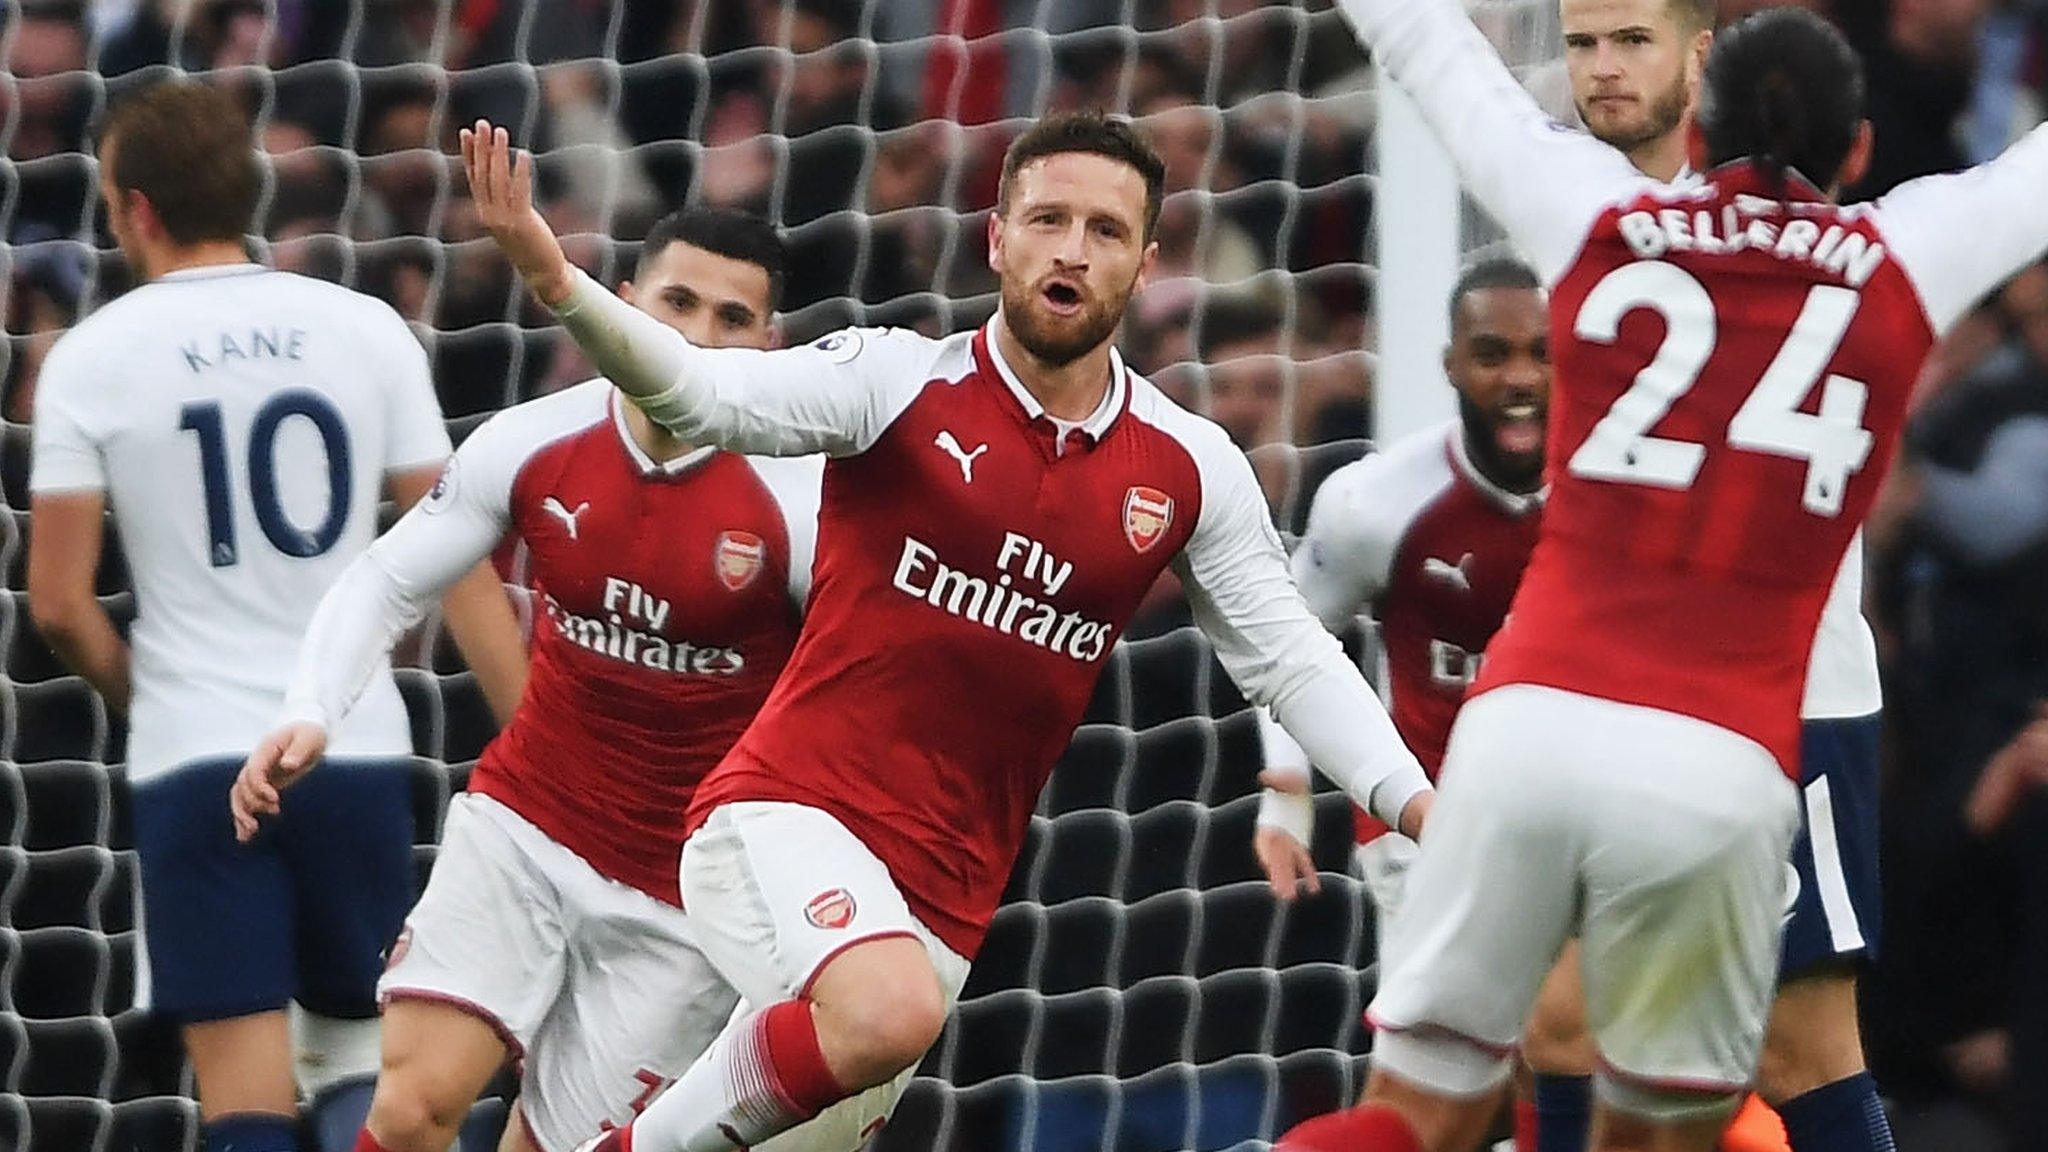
left=143, top=240, right=253, bottom=281
left=622, top=397, right=699, bottom=462
left=993, top=311, right=1114, bottom=423
left=1630, top=133, right=1690, bottom=183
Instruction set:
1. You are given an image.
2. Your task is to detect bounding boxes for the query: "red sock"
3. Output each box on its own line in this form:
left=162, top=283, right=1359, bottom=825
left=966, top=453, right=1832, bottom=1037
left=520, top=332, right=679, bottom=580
left=759, top=998, right=848, bottom=1117
left=1515, top=1095, right=1540, bottom=1152
left=1276, top=1105, right=1425, bottom=1152
left=354, top=1131, right=395, bottom=1152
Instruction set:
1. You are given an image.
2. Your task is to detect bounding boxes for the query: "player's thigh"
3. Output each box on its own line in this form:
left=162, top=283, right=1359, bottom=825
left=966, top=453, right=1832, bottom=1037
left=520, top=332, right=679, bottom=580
left=680, top=801, right=972, bottom=1011
left=1523, top=940, right=1596, bottom=1076
left=1756, top=969, right=1866, bottom=1104
left=1779, top=713, right=1882, bottom=983
left=519, top=895, right=741, bottom=1152
left=1575, top=704, right=1799, bottom=1122
left=130, top=758, right=296, bottom=1024
left=375, top=997, right=516, bottom=1125
left=379, top=794, right=572, bottom=1062
left=281, top=757, right=419, bottom=1016
left=1368, top=687, right=1586, bottom=1097
left=182, top=1011, right=297, bottom=1119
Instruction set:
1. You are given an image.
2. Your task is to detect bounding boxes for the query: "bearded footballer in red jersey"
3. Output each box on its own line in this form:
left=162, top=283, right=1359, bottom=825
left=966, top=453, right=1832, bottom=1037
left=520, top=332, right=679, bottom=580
left=459, top=111, right=1434, bottom=1152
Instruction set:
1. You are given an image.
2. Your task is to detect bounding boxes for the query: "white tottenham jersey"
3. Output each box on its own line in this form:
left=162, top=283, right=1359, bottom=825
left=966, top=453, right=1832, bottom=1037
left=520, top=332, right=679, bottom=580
left=30, top=264, right=450, bottom=780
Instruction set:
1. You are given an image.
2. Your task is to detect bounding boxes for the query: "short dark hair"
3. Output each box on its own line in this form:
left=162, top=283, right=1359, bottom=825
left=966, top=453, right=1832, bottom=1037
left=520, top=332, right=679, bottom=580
left=1449, top=257, right=1542, bottom=327
left=1699, top=8, right=1864, bottom=189
left=998, top=111, right=1167, bottom=241
left=637, top=208, right=787, bottom=310
left=98, top=80, right=259, bottom=247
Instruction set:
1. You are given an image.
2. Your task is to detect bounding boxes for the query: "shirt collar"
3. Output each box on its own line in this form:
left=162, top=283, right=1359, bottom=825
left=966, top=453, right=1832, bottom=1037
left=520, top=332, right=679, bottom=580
left=1448, top=424, right=1545, bottom=516
left=154, top=262, right=269, bottom=282
left=610, top=390, right=718, bottom=476
left=983, top=314, right=1127, bottom=443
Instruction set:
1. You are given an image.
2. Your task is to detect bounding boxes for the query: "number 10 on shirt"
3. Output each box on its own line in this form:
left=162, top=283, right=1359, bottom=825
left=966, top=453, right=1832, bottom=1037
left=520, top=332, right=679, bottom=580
left=178, top=388, right=354, bottom=567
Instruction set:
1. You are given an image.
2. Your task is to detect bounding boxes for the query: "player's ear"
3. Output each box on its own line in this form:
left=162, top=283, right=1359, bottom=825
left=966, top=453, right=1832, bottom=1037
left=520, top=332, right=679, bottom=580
left=1134, top=239, right=1159, bottom=295
left=1836, top=121, right=1875, bottom=194
left=986, top=209, right=1004, bottom=275
left=766, top=323, right=785, bottom=351
left=617, top=279, right=637, bottom=305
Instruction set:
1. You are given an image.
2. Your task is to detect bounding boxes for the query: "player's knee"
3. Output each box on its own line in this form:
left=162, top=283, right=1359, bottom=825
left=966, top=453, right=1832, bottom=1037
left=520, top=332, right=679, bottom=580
left=365, top=1066, right=472, bottom=1152
left=1756, top=971, right=1865, bottom=1103
left=1522, top=983, right=1594, bottom=1074
left=820, top=970, right=946, bottom=1079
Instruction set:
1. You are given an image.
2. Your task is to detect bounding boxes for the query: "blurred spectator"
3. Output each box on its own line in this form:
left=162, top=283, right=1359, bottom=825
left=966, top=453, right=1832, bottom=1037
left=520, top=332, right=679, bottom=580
left=2, top=226, right=89, bottom=423
left=1867, top=262, right=2048, bottom=1145
left=97, top=0, right=300, bottom=75
left=1842, top=0, right=1995, bottom=198
left=357, top=71, right=448, bottom=238
left=539, top=61, right=662, bottom=235
left=6, top=2, right=93, bottom=163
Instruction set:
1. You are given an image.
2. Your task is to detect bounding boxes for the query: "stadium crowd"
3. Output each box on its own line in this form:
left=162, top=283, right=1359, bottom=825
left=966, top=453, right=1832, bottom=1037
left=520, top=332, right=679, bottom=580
left=5, top=0, right=2048, bottom=1149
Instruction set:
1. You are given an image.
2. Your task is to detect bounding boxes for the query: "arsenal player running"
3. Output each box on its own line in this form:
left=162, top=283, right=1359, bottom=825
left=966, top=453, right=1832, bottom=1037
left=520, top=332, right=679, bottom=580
left=231, top=211, right=885, bottom=1152
left=461, top=112, right=1432, bottom=1152
left=1278, top=5, right=2048, bottom=1152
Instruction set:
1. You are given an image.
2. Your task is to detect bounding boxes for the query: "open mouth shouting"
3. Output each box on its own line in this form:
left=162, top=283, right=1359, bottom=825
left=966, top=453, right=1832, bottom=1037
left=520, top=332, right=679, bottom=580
left=1040, top=276, right=1087, bottom=318
left=1495, top=400, right=1544, bottom=457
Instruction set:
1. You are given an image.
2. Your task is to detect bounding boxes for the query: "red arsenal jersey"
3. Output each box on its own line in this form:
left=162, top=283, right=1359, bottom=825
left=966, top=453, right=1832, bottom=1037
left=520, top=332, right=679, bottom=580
left=589, top=315, right=1429, bottom=958
left=294, top=380, right=821, bottom=905
left=1280, top=423, right=1540, bottom=841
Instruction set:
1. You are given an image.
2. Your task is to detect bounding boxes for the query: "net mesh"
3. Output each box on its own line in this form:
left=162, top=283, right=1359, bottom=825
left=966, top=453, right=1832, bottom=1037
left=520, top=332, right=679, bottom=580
left=0, top=2, right=1562, bottom=1148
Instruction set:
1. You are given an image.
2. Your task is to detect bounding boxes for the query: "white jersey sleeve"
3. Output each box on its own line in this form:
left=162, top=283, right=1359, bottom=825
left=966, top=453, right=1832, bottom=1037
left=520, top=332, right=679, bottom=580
left=1872, top=123, right=2048, bottom=336
left=553, top=267, right=939, bottom=458
left=282, top=389, right=587, bottom=729
left=29, top=334, right=109, bottom=494
left=1335, top=0, right=1652, bottom=283
left=374, top=314, right=453, bottom=471
left=1167, top=419, right=1430, bottom=829
left=1255, top=450, right=1410, bottom=809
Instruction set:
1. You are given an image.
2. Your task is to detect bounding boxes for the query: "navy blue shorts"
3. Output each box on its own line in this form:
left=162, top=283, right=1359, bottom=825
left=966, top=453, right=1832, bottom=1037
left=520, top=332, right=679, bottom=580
left=1779, top=714, right=1883, bottom=980
left=130, top=756, right=416, bottom=1023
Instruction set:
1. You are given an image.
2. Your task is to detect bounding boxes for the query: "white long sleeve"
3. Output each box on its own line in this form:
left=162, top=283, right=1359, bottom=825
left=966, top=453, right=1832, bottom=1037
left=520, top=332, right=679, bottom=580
left=281, top=410, right=524, bottom=729
left=1169, top=418, right=1430, bottom=829
left=1336, top=0, right=1652, bottom=284
left=552, top=267, right=943, bottom=458
left=1871, top=123, right=2048, bottom=336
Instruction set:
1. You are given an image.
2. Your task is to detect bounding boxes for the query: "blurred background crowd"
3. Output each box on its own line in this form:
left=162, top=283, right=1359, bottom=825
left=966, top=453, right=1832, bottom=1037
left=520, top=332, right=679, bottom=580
left=5, top=0, right=2048, bottom=1148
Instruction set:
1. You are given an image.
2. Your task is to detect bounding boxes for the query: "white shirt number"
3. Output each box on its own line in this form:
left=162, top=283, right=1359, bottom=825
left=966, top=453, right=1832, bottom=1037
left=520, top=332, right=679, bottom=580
left=1567, top=261, right=1875, bottom=517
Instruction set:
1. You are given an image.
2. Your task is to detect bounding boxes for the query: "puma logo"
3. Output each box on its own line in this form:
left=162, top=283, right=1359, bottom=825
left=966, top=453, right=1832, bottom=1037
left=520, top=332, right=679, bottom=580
left=543, top=496, right=590, bottom=540
left=1423, top=552, right=1474, bottom=592
left=934, top=430, right=989, bottom=484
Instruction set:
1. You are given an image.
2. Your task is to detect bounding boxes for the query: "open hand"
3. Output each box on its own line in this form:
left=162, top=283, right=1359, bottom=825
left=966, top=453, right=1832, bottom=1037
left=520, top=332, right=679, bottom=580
left=458, top=119, right=573, bottom=307
left=230, top=722, right=328, bottom=842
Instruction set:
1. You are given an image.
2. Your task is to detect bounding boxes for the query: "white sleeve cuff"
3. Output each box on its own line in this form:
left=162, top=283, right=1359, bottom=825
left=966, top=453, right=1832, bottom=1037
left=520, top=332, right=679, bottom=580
left=1256, top=787, right=1315, bottom=845
left=1367, top=766, right=1433, bottom=833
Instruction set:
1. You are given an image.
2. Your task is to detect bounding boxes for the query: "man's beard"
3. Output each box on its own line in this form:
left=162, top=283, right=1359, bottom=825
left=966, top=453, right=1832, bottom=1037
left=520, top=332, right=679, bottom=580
left=1002, top=275, right=1131, bottom=368
left=1458, top=392, right=1546, bottom=492
left=1582, top=72, right=1691, bottom=155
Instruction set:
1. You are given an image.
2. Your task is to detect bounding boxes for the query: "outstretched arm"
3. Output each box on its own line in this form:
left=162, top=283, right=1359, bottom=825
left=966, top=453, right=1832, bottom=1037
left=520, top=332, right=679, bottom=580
left=460, top=121, right=924, bottom=457
left=1336, top=0, right=1649, bottom=282
left=1177, top=439, right=1432, bottom=839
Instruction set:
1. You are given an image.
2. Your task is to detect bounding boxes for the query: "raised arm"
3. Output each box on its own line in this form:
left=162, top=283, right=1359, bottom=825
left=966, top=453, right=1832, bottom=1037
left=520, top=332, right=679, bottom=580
left=1174, top=431, right=1431, bottom=838
left=460, top=121, right=927, bottom=457
left=231, top=427, right=517, bottom=839
left=1874, top=123, right=2048, bottom=337
left=1336, top=0, right=1650, bottom=282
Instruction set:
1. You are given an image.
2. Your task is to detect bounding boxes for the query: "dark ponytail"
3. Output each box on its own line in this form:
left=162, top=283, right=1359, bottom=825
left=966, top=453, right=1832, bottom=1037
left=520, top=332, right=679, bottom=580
left=1699, top=9, right=1864, bottom=192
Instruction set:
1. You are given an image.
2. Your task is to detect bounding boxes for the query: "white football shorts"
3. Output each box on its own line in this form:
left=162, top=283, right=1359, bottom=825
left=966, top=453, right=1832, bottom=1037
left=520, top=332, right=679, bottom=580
left=380, top=793, right=739, bottom=1152
left=679, top=801, right=974, bottom=1149
left=1367, top=684, right=1800, bottom=1120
